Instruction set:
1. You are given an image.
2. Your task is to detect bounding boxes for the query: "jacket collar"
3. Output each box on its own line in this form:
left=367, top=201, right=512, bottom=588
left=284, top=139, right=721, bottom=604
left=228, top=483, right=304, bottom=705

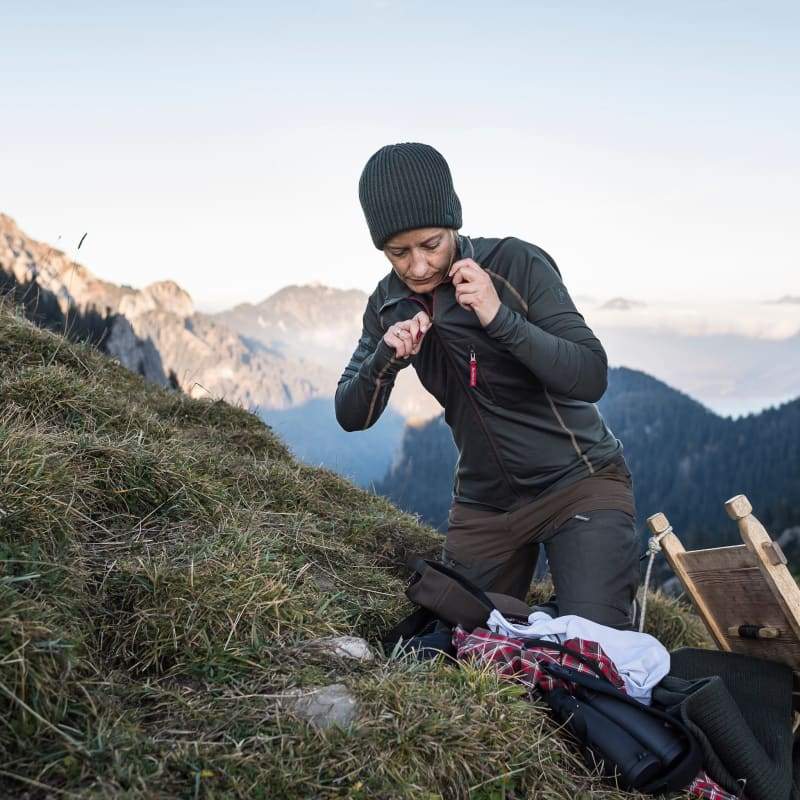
left=458, top=233, right=475, bottom=260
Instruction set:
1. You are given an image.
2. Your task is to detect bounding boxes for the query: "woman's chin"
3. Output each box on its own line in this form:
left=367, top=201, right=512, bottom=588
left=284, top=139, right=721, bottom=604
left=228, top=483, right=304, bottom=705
left=407, top=275, right=446, bottom=293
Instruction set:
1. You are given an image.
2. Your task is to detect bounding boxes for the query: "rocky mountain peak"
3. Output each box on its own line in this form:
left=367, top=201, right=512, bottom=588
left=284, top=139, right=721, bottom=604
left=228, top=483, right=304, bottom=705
left=119, top=280, right=194, bottom=320
left=1, top=215, right=196, bottom=322
left=253, top=283, right=368, bottom=329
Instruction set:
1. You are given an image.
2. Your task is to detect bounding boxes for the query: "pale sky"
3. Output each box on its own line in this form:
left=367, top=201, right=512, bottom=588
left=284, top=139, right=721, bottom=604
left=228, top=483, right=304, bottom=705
left=2, top=1, right=798, bottom=311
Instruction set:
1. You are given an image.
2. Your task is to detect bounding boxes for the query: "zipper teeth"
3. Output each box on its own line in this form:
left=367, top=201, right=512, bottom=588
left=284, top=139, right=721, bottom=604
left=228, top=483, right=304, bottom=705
left=407, top=295, right=432, bottom=318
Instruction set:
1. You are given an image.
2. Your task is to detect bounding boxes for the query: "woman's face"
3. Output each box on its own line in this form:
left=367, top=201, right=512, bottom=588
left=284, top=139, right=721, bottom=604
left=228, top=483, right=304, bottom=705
left=383, top=227, right=456, bottom=294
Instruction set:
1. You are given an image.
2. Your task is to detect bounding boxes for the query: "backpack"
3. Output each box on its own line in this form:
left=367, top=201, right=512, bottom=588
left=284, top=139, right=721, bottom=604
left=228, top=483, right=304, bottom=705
left=381, top=556, right=531, bottom=655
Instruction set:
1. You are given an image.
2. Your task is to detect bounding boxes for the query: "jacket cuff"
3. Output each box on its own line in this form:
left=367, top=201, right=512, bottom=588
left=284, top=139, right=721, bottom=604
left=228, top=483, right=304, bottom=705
left=371, top=337, right=408, bottom=376
left=483, top=302, right=519, bottom=343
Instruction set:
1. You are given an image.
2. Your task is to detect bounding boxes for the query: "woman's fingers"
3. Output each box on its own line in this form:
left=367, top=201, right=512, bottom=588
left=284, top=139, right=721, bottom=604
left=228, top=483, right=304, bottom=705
left=413, top=310, right=432, bottom=334
left=455, top=285, right=480, bottom=309
left=397, top=319, right=421, bottom=355
left=384, top=327, right=408, bottom=357
left=385, top=312, right=433, bottom=358
left=395, top=325, right=414, bottom=357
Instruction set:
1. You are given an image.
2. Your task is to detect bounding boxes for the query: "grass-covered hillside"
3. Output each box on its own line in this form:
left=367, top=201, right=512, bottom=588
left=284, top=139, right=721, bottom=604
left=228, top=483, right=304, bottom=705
left=0, top=305, right=709, bottom=799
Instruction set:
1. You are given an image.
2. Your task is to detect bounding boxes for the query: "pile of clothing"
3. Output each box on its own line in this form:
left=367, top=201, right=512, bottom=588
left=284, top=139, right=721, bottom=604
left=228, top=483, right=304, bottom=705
left=483, top=609, right=670, bottom=704
left=385, top=558, right=800, bottom=800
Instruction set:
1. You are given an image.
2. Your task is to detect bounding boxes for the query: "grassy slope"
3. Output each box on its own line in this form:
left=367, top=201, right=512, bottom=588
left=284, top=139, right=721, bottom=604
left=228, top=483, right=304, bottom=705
left=0, top=306, right=710, bottom=799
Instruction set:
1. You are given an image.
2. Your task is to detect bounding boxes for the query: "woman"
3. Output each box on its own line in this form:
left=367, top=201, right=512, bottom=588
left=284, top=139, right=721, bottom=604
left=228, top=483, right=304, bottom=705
left=336, top=142, right=639, bottom=630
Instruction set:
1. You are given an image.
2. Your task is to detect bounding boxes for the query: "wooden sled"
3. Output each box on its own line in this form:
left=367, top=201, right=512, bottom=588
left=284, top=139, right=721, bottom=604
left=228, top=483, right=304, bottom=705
left=647, top=494, right=800, bottom=688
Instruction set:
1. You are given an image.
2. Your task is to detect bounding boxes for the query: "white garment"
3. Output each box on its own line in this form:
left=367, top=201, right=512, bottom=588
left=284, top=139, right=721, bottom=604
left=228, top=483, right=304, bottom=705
left=486, top=610, right=670, bottom=705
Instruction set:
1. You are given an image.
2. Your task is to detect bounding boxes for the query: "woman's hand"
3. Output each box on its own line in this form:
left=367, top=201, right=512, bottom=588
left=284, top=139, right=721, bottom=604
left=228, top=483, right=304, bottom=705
left=450, top=258, right=502, bottom=327
left=383, top=310, right=431, bottom=358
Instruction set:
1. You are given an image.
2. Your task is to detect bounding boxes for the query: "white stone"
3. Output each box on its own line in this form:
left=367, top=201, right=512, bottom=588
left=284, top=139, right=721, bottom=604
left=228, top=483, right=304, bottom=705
left=311, top=636, right=374, bottom=662
left=288, top=683, right=358, bottom=729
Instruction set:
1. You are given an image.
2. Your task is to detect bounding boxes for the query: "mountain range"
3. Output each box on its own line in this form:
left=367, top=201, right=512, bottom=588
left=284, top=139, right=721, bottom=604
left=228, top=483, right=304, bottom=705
left=0, top=213, right=318, bottom=410
left=583, top=299, right=800, bottom=418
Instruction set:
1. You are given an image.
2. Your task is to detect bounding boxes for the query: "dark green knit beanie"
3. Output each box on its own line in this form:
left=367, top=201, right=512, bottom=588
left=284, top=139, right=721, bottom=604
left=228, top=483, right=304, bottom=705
left=358, top=142, right=462, bottom=249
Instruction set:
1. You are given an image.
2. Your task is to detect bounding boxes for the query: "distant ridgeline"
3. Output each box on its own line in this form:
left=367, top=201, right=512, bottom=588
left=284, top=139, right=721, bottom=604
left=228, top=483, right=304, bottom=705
left=376, top=366, right=800, bottom=557
left=0, top=268, right=117, bottom=350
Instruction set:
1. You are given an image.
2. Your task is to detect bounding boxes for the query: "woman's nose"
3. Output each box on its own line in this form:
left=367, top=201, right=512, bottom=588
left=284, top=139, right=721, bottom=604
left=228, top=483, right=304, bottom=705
left=409, top=252, right=428, bottom=277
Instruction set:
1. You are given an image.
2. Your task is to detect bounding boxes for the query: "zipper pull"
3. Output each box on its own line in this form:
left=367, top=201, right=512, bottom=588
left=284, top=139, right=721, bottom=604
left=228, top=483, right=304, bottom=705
left=469, top=347, right=478, bottom=388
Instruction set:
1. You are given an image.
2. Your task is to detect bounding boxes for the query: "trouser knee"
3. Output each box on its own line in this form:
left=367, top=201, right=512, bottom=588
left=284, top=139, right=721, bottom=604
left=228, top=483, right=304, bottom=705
left=546, top=508, right=640, bottom=629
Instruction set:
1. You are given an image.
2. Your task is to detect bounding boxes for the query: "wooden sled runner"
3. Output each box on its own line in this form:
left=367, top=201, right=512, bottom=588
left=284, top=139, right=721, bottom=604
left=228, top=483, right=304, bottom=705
left=647, top=494, right=800, bottom=680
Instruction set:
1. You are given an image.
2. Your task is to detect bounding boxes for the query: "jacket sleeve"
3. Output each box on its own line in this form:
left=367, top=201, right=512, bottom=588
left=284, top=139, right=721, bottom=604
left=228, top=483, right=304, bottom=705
left=335, top=294, right=411, bottom=431
left=483, top=253, right=608, bottom=402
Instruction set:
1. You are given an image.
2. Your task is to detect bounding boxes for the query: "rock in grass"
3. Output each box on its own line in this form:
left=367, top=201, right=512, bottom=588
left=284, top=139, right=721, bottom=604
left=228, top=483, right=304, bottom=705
left=309, top=636, right=374, bottom=662
left=288, top=683, right=358, bottom=729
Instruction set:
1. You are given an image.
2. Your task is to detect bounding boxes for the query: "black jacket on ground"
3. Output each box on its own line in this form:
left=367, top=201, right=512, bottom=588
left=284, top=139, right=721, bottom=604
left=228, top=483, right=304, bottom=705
left=335, top=234, right=627, bottom=511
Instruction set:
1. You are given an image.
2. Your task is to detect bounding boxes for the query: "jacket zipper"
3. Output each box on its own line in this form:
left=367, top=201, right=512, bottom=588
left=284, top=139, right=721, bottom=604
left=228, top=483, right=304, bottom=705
left=467, top=342, right=499, bottom=404
left=469, top=347, right=478, bottom=388
left=408, top=288, right=519, bottom=501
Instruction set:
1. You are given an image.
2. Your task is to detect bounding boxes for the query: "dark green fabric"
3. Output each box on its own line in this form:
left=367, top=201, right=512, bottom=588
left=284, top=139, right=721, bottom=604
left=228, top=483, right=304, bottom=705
left=358, top=142, right=462, bottom=249
left=652, top=647, right=799, bottom=800
left=335, top=234, right=624, bottom=511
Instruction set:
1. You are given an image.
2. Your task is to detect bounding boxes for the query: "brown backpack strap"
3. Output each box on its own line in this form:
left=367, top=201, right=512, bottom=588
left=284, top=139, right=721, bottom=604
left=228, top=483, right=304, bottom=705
left=405, top=556, right=496, bottom=631
left=382, top=555, right=503, bottom=650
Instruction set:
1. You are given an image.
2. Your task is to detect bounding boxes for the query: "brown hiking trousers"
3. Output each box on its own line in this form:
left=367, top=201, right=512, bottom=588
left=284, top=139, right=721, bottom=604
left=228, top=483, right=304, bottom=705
left=441, top=456, right=640, bottom=630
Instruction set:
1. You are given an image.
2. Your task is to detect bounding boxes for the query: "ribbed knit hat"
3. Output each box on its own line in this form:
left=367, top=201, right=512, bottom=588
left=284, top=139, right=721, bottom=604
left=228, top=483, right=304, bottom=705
left=358, top=143, right=462, bottom=249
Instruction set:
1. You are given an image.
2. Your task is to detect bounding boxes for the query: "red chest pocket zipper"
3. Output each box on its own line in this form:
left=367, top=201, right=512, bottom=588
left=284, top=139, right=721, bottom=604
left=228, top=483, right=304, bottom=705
left=469, top=347, right=478, bottom=387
